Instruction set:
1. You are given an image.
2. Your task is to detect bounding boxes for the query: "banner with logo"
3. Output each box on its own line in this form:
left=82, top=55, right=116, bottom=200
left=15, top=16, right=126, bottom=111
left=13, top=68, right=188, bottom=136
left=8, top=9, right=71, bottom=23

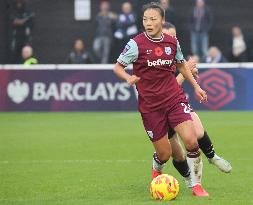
left=0, top=66, right=253, bottom=111
left=182, top=68, right=253, bottom=110
left=0, top=69, right=138, bottom=111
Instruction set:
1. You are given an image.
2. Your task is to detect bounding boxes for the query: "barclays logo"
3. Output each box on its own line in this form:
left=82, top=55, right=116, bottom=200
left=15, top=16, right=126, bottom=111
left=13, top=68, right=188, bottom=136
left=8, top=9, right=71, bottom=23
left=7, top=80, right=30, bottom=104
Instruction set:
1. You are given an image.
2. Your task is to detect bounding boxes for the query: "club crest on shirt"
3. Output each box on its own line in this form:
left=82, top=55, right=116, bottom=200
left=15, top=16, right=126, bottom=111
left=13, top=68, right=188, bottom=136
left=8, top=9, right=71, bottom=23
left=165, top=47, right=172, bottom=55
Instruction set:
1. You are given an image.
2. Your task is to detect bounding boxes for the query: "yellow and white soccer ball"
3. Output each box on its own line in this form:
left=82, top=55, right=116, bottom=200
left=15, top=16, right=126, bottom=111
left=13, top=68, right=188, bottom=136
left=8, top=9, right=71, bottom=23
left=150, top=174, right=179, bottom=201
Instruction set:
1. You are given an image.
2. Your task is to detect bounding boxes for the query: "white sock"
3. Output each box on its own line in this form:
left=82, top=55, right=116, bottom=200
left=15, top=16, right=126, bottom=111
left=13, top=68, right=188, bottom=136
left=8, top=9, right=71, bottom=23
left=187, top=155, right=203, bottom=186
left=153, top=152, right=165, bottom=171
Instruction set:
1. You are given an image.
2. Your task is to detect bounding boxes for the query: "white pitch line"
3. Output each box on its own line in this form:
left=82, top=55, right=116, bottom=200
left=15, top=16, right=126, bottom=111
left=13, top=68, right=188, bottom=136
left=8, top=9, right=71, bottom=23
left=0, top=159, right=149, bottom=164
left=0, top=158, right=251, bottom=165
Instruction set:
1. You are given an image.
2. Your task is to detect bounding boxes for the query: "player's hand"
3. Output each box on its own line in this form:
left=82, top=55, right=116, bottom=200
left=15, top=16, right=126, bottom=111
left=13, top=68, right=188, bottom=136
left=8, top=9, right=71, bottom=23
left=187, top=58, right=199, bottom=78
left=194, top=85, right=208, bottom=103
left=126, top=75, right=140, bottom=86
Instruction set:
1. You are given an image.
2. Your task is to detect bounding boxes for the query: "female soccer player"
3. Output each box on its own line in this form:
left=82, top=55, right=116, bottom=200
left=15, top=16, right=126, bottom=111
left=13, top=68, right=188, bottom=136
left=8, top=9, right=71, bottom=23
left=114, top=2, right=208, bottom=196
left=161, top=22, right=232, bottom=189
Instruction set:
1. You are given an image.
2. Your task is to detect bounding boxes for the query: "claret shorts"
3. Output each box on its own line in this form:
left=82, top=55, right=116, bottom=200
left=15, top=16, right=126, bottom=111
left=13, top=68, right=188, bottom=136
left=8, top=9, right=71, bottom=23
left=141, top=102, right=193, bottom=142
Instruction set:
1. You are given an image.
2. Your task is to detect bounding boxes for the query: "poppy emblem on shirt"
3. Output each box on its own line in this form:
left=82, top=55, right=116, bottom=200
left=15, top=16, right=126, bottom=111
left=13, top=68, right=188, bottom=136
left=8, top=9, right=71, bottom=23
left=165, top=47, right=172, bottom=55
left=154, top=47, right=163, bottom=56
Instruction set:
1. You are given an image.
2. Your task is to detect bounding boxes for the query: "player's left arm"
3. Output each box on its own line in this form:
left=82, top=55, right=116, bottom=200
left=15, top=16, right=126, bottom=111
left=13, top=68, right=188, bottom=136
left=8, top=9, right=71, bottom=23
left=176, top=62, right=196, bottom=87
left=174, top=40, right=207, bottom=102
left=176, top=73, right=185, bottom=85
left=176, top=58, right=198, bottom=85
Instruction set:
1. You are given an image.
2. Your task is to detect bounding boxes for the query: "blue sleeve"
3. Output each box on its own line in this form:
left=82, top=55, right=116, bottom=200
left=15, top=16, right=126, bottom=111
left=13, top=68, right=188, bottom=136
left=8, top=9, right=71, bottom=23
left=117, top=39, right=138, bottom=66
left=174, top=40, right=185, bottom=64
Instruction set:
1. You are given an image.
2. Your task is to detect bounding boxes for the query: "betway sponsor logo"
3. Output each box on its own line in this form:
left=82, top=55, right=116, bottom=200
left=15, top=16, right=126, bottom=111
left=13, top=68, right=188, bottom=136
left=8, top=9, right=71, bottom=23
left=147, top=59, right=172, bottom=67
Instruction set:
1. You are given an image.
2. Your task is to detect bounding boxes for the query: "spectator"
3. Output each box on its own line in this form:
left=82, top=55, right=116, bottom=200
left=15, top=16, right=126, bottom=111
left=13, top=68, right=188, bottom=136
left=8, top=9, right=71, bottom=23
left=9, top=0, right=34, bottom=63
left=229, top=26, right=248, bottom=62
left=205, top=46, right=227, bottom=63
left=162, top=21, right=176, bottom=36
left=114, top=2, right=138, bottom=56
left=93, top=1, right=117, bottom=64
left=189, top=0, right=212, bottom=62
left=187, top=54, right=200, bottom=64
left=21, top=45, right=38, bottom=65
left=65, top=39, right=92, bottom=64
left=160, top=0, right=176, bottom=25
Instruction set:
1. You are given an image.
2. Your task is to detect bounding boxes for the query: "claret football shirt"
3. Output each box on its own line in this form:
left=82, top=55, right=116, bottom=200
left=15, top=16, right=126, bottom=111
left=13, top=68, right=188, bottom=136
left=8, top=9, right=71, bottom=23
left=117, top=32, right=188, bottom=113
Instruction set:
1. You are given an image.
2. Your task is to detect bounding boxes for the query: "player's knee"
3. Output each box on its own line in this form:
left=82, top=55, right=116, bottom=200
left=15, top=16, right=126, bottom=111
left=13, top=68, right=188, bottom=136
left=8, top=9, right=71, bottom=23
left=157, top=149, right=171, bottom=162
left=195, top=128, right=204, bottom=139
left=159, top=154, right=170, bottom=162
left=171, top=146, right=186, bottom=161
left=184, top=138, right=198, bottom=151
left=172, top=152, right=186, bottom=162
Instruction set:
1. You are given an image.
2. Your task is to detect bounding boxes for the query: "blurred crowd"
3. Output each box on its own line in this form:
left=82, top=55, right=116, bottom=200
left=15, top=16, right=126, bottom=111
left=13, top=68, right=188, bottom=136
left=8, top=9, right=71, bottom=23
left=6, top=0, right=253, bottom=65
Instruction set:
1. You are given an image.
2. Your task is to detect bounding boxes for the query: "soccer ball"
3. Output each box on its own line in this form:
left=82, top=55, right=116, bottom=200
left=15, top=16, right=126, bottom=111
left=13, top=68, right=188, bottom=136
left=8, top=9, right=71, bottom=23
left=150, top=174, right=179, bottom=201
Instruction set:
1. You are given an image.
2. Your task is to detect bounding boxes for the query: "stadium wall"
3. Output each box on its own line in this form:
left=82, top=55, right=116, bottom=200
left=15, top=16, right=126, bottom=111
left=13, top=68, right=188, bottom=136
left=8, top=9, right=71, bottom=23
left=0, top=0, right=8, bottom=64
left=0, top=63, right=253, bottom=112
left=1, top=0, right=253, bottom=64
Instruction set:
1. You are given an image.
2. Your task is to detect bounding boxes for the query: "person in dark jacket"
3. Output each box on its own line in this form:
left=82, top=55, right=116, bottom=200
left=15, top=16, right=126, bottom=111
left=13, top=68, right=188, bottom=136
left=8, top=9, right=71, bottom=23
left=66, top=39, right=92, bottom=64
left=92, top=1, right=117, bottom=64
left=189, top=0, right=212, bottom=62
left=205, top=46, right=227, bottom=63
left=114, top=2, right=138, bottom=57
left=9, top=0, right=34, bottom=63
left=160, top=0, right=176, bottom=25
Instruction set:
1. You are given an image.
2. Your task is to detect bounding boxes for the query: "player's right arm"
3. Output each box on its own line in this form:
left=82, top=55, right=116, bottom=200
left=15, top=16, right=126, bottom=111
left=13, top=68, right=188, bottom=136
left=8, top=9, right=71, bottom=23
left=114, top=63, right=140, bottom=85
left=113, top=39, right=140, bottom=86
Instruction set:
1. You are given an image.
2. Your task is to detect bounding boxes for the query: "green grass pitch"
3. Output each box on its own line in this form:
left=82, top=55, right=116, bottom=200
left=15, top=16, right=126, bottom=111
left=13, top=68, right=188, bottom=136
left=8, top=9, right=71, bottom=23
left=0, top=111, right=253, bottom=205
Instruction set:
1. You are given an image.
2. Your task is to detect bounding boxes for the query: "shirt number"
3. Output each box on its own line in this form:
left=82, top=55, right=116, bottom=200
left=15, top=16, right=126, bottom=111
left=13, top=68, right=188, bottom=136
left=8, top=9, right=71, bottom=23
left=181, top=103, right=191, bottom=114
